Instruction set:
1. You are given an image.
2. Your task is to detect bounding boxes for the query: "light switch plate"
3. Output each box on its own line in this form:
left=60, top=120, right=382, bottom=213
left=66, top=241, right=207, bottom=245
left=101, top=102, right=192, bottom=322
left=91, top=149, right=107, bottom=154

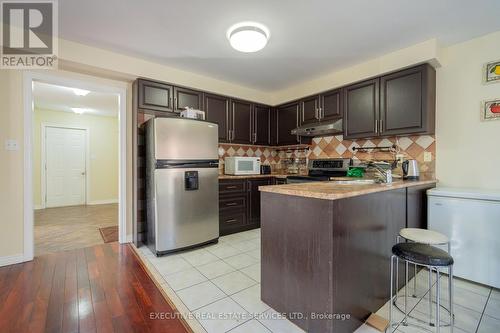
left=423, top=152, right=432, bottom=162
left=5, top=139, right=19, bottom=151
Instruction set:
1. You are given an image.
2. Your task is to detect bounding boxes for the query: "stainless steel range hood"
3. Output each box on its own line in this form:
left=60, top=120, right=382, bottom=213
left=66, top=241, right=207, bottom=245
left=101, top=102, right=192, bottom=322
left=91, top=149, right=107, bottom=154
left=291, top=118, right=343, bottom=137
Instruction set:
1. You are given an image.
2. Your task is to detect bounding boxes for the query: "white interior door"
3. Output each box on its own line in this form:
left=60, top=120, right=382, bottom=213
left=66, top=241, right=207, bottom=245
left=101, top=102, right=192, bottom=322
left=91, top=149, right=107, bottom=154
left=45, top=127, right=87, bottom=208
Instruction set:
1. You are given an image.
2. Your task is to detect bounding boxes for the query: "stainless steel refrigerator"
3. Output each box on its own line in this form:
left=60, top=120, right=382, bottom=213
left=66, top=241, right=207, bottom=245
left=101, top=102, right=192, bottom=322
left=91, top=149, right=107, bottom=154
left=145, top=117, right=219, bottom=255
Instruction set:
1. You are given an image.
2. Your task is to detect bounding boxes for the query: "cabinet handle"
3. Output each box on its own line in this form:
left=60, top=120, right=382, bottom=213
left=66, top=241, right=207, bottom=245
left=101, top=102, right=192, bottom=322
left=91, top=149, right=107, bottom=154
left=375, top=120, right=378, bottom=133
left=174, top=97, right=177, bottom=109
left=380, top=119, right=384, bottom=133
left=226, top=202, right=238, bottom=206
left=319, top=107, right=323, bottom=119
left=225, top=219, right=237, bottom=224
left=226, top=186, right=237, bottom=189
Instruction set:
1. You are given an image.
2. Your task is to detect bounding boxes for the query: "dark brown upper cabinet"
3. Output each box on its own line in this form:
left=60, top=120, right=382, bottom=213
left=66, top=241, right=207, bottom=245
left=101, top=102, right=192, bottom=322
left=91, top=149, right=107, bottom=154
left=321, top=88, right=342, bottom=121
left=269, top=107, right=278, bottom=146
left=204, top=93, right=230, bottom=142
left=137, top=79, right=174, bottom=112
left=276, top=102, right=300, bottom=145
left=301, top=95, right=321, bottom=125
left=173, top=86, right=203, bottom=112
left=300, top=90, right=342, bottom=126
left=253, top=104, right=271, bottom=145
left=380, top=64, right=435, bottom=136
left=343, top=78, right=380, bottom=139
left=231, top=99, right=253, bottom=144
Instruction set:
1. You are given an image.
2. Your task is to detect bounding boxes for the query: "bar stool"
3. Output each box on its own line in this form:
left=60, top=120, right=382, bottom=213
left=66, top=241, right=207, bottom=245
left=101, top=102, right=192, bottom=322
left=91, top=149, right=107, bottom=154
left=389, top=243, right=454, bottom=333
left=395, top=228, right=451, bottom=327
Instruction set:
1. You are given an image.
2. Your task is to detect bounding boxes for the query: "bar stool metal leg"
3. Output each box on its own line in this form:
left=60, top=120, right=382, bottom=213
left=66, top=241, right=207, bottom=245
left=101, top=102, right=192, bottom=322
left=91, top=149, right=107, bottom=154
left=403, top=261, right=409, bottom=325
left=436, top=268, right=441, bottom=333
left=390, top=255, right=395, bottom=331
left=429, top=267, right=433, bottom=326
left=413, top=264, right=417, bottom=297
left=450, top=266, right=454, bottom=333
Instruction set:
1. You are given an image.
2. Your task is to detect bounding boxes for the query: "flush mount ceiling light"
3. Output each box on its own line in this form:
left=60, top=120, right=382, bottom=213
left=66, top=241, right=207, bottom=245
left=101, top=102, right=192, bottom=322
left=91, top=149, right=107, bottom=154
left=71, top=107, right=87, bottom=114
left=226, top=22, right=270, bottom=53
left=71, top=88, right=90, bottom=96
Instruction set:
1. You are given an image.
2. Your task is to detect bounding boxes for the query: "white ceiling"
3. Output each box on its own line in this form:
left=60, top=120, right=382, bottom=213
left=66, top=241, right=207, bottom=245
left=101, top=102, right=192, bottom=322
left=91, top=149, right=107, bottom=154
left=33, top=81, right=119, bottom=117
left=59, top=0, right=500, bottom=91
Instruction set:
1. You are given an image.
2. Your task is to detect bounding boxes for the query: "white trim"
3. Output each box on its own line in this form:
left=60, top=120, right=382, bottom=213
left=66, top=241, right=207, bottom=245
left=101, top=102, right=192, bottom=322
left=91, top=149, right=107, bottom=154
left=126, top=234, right=133, bottom=243
left=34, top=205, right=44, bottom=210
left=41, top=124, right=90, bottom=208
left=0, top=254, right=25, bottom=267
left=23, top=71, right=129, bottom=263
left=87, top=199, right=119, bottom=205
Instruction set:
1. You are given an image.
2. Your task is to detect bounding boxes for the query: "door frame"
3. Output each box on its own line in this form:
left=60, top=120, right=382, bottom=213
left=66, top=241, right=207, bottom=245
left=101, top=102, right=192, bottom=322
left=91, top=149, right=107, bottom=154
left=41, top=124, right=90, bottom=209
left=23, top=71, right=129, bottom=262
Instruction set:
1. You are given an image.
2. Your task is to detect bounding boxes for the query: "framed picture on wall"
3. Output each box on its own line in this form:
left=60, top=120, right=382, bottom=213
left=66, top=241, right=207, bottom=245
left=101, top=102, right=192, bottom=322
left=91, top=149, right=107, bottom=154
left=483, top=59, right=500, bottom=84
left=481, top=98, right=500, bottom=121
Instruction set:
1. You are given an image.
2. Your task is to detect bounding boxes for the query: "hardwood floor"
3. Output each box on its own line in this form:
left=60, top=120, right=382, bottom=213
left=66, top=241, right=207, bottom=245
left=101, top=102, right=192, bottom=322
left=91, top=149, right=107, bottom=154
left=0, top=243, right=190, bottom=333
left=35, top=204, right=118, bottom=256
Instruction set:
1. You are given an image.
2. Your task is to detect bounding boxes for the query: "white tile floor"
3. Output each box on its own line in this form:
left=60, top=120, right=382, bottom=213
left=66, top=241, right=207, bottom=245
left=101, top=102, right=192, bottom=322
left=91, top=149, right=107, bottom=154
left=137, top=228, right=500, bottom=333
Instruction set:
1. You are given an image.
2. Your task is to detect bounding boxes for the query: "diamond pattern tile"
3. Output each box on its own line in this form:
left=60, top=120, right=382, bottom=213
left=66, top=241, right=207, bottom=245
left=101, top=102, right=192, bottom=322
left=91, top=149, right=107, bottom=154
left=415, top=135, right=435, bottom=149
left=335, top=143, right=347, bottom=155
left=217, top=134, right=435, bottom=176
left=396, top=137, right=413, bottom=150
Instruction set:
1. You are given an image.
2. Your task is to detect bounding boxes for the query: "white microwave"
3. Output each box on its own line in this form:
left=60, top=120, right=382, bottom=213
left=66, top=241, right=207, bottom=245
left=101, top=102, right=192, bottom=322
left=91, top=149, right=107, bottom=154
left=224, top=157, right=261, bottom=175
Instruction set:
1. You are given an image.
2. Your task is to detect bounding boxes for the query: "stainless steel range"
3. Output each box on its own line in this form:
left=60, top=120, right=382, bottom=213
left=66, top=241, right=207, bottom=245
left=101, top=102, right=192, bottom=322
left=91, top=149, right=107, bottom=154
left=286, top=158, right=352, bottom=184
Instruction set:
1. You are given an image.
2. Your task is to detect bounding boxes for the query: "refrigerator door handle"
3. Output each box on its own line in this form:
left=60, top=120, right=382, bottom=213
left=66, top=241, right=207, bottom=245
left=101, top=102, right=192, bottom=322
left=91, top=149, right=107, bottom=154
left=156, top=160, right=219, bottom=169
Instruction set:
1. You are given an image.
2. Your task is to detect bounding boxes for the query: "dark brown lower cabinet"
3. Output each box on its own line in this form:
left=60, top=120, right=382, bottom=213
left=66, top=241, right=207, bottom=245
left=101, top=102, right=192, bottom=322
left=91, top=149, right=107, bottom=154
left=261, top=183, right=435, bottom=333
left=219, top=177, right=273, bottom=235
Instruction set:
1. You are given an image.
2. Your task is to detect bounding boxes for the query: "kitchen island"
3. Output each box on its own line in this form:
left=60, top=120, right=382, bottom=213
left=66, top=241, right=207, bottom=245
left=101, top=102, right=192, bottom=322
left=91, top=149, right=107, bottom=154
left=259, top=178, right=436, bottom=333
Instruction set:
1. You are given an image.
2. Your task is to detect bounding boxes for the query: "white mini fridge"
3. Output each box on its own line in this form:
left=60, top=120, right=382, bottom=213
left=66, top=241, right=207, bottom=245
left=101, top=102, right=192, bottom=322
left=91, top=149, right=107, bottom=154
left=428, top=187, right=500, bottom=288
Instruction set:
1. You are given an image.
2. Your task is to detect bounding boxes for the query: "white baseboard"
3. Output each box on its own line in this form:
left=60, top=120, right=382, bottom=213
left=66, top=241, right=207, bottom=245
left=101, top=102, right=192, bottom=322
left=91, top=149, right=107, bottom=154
left=0, top=253, right=26, bottom=267
left=34, top=204, right=44, bottom=210
left=126, top=234, right=133, bottom=243
left=87, top=199, right=118, bottom=205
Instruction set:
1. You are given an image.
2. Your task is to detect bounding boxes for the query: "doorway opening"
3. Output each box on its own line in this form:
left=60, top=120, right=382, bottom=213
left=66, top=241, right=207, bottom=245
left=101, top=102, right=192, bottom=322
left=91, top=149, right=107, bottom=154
left=24, top=73, right=127, bottom=259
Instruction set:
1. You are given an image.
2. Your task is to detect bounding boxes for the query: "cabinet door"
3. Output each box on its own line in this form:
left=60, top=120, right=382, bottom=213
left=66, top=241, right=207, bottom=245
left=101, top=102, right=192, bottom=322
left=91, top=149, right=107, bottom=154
left=380, top=64, right=435, bottom=136
left=247, top=178, right=273, bottom=225
left=138, top=79, right=174, bottom=112
left=254, top=104, right=270, bottom=145
left=231, top=99, right=253, bottom=144
left=343, top=78, right=379, bottom=139
left=301, top=95, right=320, bottom=125
left=204, top=93, right=230, bottom=142
left=269, top=108, right=278, bottom=146
left=320, top=89, right=342, bottom=120
left=173, top=86, right=203, bottom=112
left=277, top=102, right=300, bottom=145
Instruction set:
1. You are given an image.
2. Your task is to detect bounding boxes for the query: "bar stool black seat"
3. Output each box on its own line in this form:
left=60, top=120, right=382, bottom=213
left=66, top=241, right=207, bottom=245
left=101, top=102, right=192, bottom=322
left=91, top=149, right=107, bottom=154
left=389, top=242, right=455, bottom=333
left=392, top=243, right=454, bottom=267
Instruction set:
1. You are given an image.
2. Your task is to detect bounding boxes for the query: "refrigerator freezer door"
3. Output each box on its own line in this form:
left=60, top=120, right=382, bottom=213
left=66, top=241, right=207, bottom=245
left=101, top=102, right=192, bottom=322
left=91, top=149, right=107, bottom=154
left=154, top=118, right=218, bottom=160
left=154, top=166, right=219, bottom=252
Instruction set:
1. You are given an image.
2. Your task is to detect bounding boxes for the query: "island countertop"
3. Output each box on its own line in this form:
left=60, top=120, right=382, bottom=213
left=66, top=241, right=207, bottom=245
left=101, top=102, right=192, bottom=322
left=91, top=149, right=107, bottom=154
left=259, top=177, right=437, bottom=201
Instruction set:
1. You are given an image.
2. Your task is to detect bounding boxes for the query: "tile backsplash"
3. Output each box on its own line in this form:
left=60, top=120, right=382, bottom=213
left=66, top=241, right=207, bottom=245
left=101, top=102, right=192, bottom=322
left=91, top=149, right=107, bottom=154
left=219, top=134, right=435, bottom=175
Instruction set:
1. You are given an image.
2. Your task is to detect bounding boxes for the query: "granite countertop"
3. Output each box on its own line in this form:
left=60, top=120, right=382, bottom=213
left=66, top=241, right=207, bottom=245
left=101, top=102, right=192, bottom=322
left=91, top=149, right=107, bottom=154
left=259, top=177, right=437, bottom=201
left=218, top=174, right=290, bottom=180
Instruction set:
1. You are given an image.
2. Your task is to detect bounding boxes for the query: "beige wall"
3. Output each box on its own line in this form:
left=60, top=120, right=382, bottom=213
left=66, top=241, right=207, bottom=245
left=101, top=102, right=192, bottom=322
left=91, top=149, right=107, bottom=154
left=435, top=31, right=500, bottom=190
left=0, top=71, right=24, bottom=257
left=33, top=109, right=119, bottom=207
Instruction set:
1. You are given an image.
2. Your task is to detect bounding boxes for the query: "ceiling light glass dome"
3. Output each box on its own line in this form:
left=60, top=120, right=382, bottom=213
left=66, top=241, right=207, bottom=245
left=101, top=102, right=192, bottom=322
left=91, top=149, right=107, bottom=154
left=226, top=22, right=270, bottom=53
